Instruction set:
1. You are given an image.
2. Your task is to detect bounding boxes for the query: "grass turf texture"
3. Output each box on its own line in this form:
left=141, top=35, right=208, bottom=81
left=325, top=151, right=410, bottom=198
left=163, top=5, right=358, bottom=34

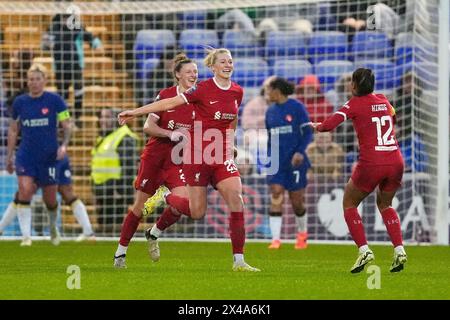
left=0, top=241, right=449, bottom=300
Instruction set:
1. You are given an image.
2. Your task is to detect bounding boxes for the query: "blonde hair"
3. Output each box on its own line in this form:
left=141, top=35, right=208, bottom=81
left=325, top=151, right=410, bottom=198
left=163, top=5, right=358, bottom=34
left=204, top=48, right=232, bottom=68
left=27, top=63, right=47, bottom=78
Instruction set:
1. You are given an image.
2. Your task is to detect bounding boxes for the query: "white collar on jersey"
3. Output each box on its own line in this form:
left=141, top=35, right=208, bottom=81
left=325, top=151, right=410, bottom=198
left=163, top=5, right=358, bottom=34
left=176, top=85, right=180, bottom=95
left=212, top=77, right=231, bottom=90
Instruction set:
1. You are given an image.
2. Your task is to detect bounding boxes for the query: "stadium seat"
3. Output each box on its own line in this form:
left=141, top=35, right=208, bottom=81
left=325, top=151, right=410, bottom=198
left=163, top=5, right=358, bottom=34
left=232, top=57, right=269, bottom=87
left=196, top=62, right=212, bottom=80
left=352, top=31, right=393, bottom=60
left=272, top=59, right=312, bottom=83
left=355, top=59, right=397, bottom=90
left=178, top=10, right=208, bottom=29
left=222, top=30, right=260, bottom=57
left=314, top=60, right=354, bottom=92
left=179, top=29, right=219, bottom=59
left=308, top=31, right=348, bottom=64
left=134, top=29, right=176, bottom=78
left=265, top=31, right=308, bottom=65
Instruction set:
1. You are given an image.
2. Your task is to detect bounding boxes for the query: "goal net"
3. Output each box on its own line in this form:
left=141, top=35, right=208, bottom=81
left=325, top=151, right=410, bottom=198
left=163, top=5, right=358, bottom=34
left=0, top=0, right=447, bottom=244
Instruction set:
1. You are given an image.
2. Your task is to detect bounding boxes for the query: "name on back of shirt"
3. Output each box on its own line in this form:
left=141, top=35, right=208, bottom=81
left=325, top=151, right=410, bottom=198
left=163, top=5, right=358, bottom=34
left=371, top=104, right=387, bottom=112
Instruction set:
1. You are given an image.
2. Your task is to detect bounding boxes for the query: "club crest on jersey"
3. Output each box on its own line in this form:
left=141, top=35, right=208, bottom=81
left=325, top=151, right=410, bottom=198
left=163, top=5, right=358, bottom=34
left=285, top=114, right=293, bottom=122
left=194, top=172, right=201, bottom=182
left=41, top=107, right=49, bottom=115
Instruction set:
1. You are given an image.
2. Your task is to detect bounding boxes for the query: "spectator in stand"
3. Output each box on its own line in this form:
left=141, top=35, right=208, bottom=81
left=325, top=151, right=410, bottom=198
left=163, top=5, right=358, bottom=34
left=306, top=132, right=345, bottom=181
left=91, top=108, right=140, bottom=235
left=215, top=8, right=256, bottom=39
left=46, top=14, right=103, bottom=126
left=296, top=74, right=334, bottom=123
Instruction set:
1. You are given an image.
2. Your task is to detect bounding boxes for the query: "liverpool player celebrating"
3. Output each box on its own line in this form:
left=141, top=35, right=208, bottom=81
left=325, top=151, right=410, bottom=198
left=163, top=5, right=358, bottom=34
left=118, top=48, right=260, bottom=272
left=312, top=68, right=407, bottom=273
left=113, top=53, right=197, bottom=268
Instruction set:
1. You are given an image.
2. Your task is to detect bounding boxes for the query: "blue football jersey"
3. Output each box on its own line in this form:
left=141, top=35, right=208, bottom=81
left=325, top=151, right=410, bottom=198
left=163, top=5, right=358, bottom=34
left=12, top=91, right=69, bottom=162
left=265, top=98, right=313, bottom=170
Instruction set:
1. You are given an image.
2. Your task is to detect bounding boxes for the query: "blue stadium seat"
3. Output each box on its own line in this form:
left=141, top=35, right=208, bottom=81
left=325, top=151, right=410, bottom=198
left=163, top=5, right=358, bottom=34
left=265, top=31, right=308, bottom=65
left=232, top=57, right=269, bottom=87
left=134, top=30, right=176, bottom=78
left=308, top=31, right=348, bottom=64
left=355, top=59, right=397, bottom=90
left=141, top=58, right=161, bottom=103
left=196, top=63, right=212, bottom=80
left=314, top=60, right=354, bottom=92
left=272, top=59, right=312, bottom=83
left=352, top=31, right=393, bottom=60
left=179, top=29, right=219, bottom=59
left=177, top=10, right=208, bottom=29
left=222, top=30, right=260, bottom=57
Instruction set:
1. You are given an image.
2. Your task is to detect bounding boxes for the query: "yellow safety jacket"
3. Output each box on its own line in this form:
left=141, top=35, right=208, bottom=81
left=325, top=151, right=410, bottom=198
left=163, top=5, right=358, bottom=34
left=91, top=125, right=140, bottom=185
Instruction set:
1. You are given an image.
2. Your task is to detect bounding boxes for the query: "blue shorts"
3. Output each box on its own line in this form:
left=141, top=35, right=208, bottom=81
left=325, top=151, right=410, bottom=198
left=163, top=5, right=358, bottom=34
left=267, top=163, right=308, bottom=191
left=56, top=156, right=72, bottom=185
left=15, top=157, right=58, bottom=186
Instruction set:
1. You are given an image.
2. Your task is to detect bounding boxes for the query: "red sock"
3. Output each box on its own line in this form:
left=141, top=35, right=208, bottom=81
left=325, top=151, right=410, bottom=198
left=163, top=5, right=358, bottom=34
left=156, top=207, right=181, bottom=231
left=229, top=211, right=245, bottom=254
left=381, top=207, right=403, bottom=247
left=119, top=210, right=141, bottom=247
left=166, top=194, right=191, bottom=217
left=344, top=207, right=367, bottom=248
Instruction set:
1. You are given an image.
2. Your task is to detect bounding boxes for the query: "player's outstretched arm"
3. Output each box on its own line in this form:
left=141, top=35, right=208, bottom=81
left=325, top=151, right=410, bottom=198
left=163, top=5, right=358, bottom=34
left=118, top=95, right=185, bottom=125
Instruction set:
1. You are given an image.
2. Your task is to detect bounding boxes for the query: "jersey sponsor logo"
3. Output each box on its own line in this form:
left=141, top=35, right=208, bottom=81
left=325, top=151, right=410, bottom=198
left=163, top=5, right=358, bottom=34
left=168, top=120, right=175, bottom=129
left=270, top=125, right=293, bottom=135
left=209, top=100, right=219, bottom=105
left=141, top=179, right=149, bottom=188
left=285, top=114, right=293, bottom=122
left=213, top=111, right=235, bottom=120
left=22, top=118, right=49, bottom=127
left=41, top=107, right=49, bottom=115
left=371, top=104, right=387, bottom=112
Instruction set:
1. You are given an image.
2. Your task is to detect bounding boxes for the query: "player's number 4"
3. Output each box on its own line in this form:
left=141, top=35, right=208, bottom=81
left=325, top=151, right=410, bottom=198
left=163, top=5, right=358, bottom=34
left=372, top=116, right=395, bottom=147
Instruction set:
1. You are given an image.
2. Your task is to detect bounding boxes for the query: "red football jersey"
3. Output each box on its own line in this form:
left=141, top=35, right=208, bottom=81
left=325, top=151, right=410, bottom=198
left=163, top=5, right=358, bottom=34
left=336, top=93, right=402, bottom=165
left=181, top=78, right=243, bottom=132
left=141, top=85, right=194, bottom=159
left=180, top=78, right=243, bottom=163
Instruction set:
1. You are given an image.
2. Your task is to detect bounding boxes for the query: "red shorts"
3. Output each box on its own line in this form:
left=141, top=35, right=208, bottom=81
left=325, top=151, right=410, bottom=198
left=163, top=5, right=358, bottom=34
left=351, top=161, right=404, bottom=193
left=134, top=153, right=185, bottom=195
left=183, top=159, right=240, bottom=187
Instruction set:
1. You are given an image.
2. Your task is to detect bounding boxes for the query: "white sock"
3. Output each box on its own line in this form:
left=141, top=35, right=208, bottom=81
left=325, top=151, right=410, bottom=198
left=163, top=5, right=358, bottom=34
left=269, top=216, right=282, bottom=240
left=17, top=206, right=32, bottom=238
left=72, top=199, right=93, bottom=236
left=47, top=208, right=58, bottom=229
left=115, top=244, right=128, bottom=257
left=150, top=224, right=162, bottom=238
left=0, top=202, right=18, bottom=232
left=296, top=214, right=307, bottom=233
left=233, top=253, right=244, bottom=264
left=394, top=245, right=405, bottom=254
left=359, top=244, right=369, bottom=254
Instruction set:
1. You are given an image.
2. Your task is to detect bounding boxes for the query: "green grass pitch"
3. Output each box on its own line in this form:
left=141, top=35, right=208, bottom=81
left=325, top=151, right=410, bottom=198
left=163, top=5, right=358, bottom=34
left=0, top=241, right=449, bottom=300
